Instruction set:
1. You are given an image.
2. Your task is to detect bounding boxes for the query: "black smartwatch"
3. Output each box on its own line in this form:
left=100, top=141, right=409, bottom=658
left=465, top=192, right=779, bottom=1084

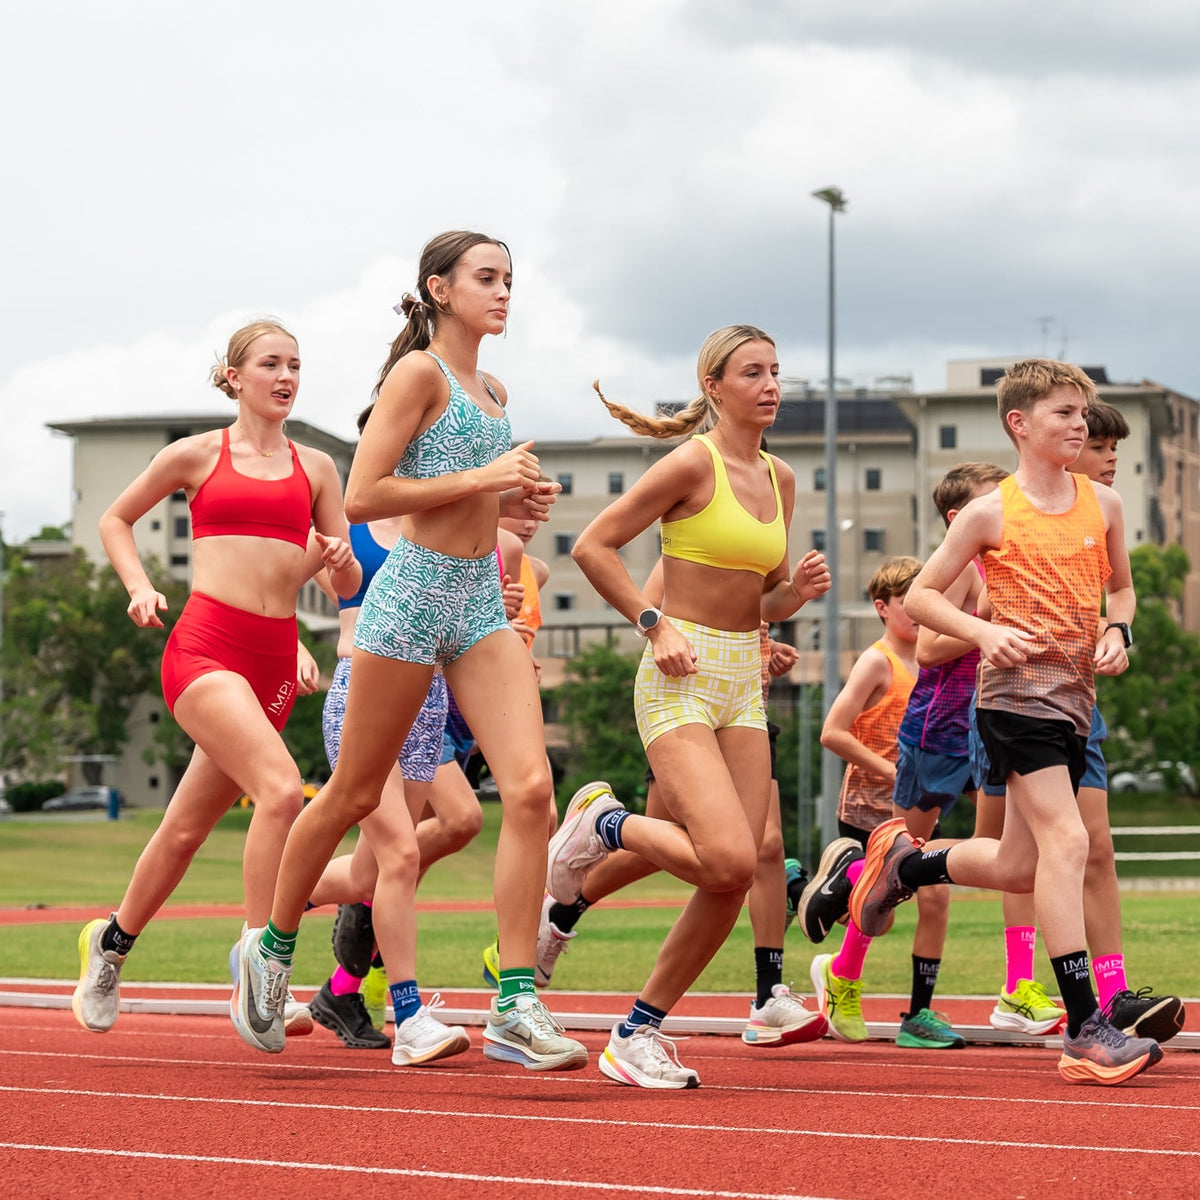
left=1105, top=621, right=1133, bottom=648
left=636, top=607, right=662, bottom=637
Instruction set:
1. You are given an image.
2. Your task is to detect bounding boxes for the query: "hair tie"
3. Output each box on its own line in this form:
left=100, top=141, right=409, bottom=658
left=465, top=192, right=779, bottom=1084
left=392, top=301, right=406, bottom=316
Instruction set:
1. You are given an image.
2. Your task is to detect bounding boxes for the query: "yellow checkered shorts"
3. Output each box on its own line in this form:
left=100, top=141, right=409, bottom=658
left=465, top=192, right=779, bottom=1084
left=634, top=618, right=766, bottom=749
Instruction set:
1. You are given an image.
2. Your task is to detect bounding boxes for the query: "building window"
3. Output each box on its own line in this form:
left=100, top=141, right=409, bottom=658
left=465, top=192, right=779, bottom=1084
left=864, top=528, right=885, bottom=553
left=554, top=593, right=575, bottom=611
left=173, top=516, right=189, bottom=538
left=150, top=519, right=161, bottom=532
left=553, top=533, right=576, bottom=557
left=608, top=471, right=624, bottom=495
left=939, top=425, right=957, bottom=450
left=557, top=472, right=573, bottom=495
left=813, top=467, right=827, bottom=492
left=811, top=529, right=826, bottom=551
left=170, top=554, right=189, bottom=567
left=865, top=468, right=881, bottom=491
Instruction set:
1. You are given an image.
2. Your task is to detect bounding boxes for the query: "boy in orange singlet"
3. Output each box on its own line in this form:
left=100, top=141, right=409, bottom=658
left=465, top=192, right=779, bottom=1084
left=832, top=359, right=1161, bottom=1086
left=807, top=557, right=948, bottom=1046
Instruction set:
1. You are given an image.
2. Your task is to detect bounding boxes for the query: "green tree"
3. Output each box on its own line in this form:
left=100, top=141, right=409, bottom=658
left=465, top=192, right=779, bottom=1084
left=1096, top=543, right=1200, bottom=774
left=553, top=641, right=646, bottom=812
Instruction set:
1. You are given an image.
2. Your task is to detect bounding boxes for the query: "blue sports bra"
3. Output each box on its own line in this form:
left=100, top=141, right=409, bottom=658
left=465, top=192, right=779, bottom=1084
left=395, top=352, right=511, bottom=479
left=339, top=522, right=391, bottom=609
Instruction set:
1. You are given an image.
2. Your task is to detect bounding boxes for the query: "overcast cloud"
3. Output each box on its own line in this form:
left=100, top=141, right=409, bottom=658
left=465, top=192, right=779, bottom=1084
left=3, top=0, right=1198, bottom=540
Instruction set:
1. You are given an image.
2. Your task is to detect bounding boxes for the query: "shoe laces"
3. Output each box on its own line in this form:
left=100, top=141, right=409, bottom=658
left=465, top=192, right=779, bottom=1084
left=1079, top=1011, right=1126, bottom=1048
left=94, top=961, right=119, bottom=995
left=512, top=996, right=565, bottom=1037
left=260, top=960, right=291, bottom=1014
left=908, top=1009, right=952, bottom=1035
left=833, top=975, right=863, bottom=1018
left=629, top=1025, right=689, bottom=1069
left=1021, top=979, right=1053, bottom=1006
left=765, top=984, right=811, bottom=1016
left=403, top=994, right=453, bottom=1037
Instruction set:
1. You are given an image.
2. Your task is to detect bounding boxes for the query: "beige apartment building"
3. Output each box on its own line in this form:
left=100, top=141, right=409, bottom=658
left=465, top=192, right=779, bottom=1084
left=43, top=360, right=1199, bottom=803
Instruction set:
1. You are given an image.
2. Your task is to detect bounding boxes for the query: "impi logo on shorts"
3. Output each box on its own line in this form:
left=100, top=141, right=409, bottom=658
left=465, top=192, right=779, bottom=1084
left=268, top=679, right=296, bottom=716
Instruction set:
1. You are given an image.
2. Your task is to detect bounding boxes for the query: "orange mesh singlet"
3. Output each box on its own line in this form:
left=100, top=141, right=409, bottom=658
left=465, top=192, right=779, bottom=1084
left=978, top=473, right=1111, bottom=736
left=837, top=639, right=916, bottom=831
left=513, top=555, right=543, bottom=650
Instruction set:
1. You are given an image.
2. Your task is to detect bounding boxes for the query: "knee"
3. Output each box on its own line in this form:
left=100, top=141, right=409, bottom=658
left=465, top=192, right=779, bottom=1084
left=246, top=773, right=305, bottom=826
left=440, top=802, right=484, bottom=851
left=757, top=823, right=784, bottom=867
left=700, top=839, right=758, bottom=893
left=373, top=834, right=421, bottom=887
left=1084, top=827, right=1116, bottom=881
left=917, top=883, right=950, bottom=920
left=495, top=764, right=555, bottom=827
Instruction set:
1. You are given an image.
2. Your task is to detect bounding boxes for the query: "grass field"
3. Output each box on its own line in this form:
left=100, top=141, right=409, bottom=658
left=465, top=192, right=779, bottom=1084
left=3, top=800, right=1199, bottom=997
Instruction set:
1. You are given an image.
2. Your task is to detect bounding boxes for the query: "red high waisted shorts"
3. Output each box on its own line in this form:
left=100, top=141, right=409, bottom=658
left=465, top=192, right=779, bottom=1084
left=161, top=592, right=299, bottom=732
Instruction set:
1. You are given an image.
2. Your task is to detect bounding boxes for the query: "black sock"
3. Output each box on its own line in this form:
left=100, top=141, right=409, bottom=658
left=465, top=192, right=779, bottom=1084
left=548, top=894, right=592, bottom=933
left=371, top=951, right=383, bottom=969
left=101, top=917, right=137, bottom=957
left=1050, top=950, right=1097, bottom=1037
left=754, top=947, right=784, bottom=1007
left=909, top=956, right=941, bottom=1016
left=898, top=847, right=953, bottom=890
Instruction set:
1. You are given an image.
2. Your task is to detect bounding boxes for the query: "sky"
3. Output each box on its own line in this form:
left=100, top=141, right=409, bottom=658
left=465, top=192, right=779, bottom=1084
left=4, top=0, right=1199, bottom=541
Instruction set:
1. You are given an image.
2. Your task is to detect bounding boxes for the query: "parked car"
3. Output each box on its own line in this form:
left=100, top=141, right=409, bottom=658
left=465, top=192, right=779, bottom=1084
left=1109, top=762, right=1197, bottom=795
left=42, top=786, right=126, bottom=812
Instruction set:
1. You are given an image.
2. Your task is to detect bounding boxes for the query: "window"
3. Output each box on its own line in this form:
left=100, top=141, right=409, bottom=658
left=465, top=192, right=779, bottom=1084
left=864, top=528, right=885, bottom=553
left=939, top=425, right=957, bottom=450
left=865, top=468, right=881, bottom=491
left=554, top=593, right=575, bottom=611
left=811, top=529, right=826, bottom=551
left=556, top=472, right=573, bottom=496
left=813, top=467, right=827, bottom=492
left=608, top=471, right=624, bottom=495
left=553, top=533, right=576, bottom=557
left=174, top=516, right=189, bottom=538
left=170, top=554, right=189, bottom=567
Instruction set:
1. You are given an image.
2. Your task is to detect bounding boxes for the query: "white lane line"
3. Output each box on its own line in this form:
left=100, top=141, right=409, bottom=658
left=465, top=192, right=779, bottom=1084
left=0, top=1143, right=829, bottom=1199
left=2, top=1086, right=1197, bottom=1157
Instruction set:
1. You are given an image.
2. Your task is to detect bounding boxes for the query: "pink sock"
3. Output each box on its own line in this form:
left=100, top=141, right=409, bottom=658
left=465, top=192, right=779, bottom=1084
left=1004, top=926, right=1036, bottom=993
left=847, top=859, right=864, bottom=887
left=1093, top=954, right=1127, bottom=1010
left=330, top=965, right=362, bottom=996
left=830, top=920, right=872, bottom=981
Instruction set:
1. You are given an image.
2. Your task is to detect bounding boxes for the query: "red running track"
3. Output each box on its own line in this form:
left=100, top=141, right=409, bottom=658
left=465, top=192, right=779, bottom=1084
left=3, top=1006, right=1200, bottom=1199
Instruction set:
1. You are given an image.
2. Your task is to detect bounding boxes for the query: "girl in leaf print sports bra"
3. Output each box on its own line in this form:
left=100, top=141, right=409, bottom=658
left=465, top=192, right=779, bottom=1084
left=71, top=320, right=359, bottom=1040
left=235, top=231, right=591, bottom=1073
left=551, top=325, right=831, bottom=1090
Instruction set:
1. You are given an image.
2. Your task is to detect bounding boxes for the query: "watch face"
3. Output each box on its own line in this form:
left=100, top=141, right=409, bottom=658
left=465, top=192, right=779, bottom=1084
left=638, top=608, right=659, bottom=631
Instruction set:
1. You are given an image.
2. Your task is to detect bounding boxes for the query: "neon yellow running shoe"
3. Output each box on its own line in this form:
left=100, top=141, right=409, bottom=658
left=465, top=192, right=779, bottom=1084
left=810, top=953, right=868, bottom=1042
left=482, top=938, right=500, bottom=989
left=990, top=978, right=1067, bottom=1035
left=360, top=965, right=388, bottom=1030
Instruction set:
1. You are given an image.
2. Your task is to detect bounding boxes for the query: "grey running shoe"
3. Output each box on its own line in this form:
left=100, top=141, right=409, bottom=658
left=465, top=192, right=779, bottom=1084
left=536, top=894, right=576, bottom=988
left=847, top=817, right=922, bottom=937
left=332, top=902, right=375, bottom=978
left=231, top=926, right=290, bottom=1054
left=796, top=839, right=864, bottom=943
left=545, top=781, right=624, bottom=904
left=310, top=979, right=390, bottom=1049
left=482, top=995, right=588, bottom=1071
left=1103, top=987, right=1186, bottom=1044
left=71, top=915, right=125, bottom=1033
left=600, top=1024, right=700, bottom=1089
left=1058, top=1009, right=1162, bottom=1085
left=391, top=994, right=471, bottom=1066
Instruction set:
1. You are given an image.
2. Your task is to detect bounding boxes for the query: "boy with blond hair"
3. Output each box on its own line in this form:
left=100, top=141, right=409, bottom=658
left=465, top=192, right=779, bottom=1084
left=838, top=359, right=1161, bottom=1085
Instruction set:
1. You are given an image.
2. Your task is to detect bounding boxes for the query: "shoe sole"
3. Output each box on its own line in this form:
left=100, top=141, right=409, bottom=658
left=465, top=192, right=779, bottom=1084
left=598, top=1046, right=699, bottom=1089
left=71, top=918, right=117, bottom=1033
left=848, top=818, right=914, bottom=938
left=285, top=1008, right=314, bottom=1037
left=1057, top=1043, right=1163, bottom=1085
left=331, top=905, right=375, bottom=978
left=742, top=1014, right=829, bottom=1046
left=896, top=1033, right=966, bottom=1049
left=310, top=996, right=390, bottom=1049
left=797, top=839, right=863, bottom=944
left=393, top=1028, right=471, bottom=1067
left=481, top=1028, right=588, bottom=1071
left=989, top=1007, right=1067, bottom=1036
left=1118, top=997, right=1186, bottom=1044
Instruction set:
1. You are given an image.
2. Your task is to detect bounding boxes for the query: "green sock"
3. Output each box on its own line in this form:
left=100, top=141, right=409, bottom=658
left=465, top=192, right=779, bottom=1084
left=496, top=967, right=536, bottom=1012
left=259, top=920, right=298, bottom=965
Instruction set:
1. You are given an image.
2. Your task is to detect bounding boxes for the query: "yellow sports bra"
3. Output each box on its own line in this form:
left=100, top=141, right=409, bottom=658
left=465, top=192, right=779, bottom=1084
left=660, top=434, right=786, bottom=576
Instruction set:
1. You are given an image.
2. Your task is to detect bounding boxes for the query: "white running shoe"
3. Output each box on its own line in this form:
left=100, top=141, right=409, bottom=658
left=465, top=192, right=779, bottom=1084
left=391, top=993, right=471, bottom=1066
left=230, top=927, right=290, bottom=1054
left=546, top=781, right=624, bottom=904
left=71, top=915, right=125, bottom=1033
left=600, top=1024, right=700, bottom=1089
left=482, top=994, right=588, bottom=1071
left=284, top=990, right=314, bottom=1037
left=536, top=894, right=577, bottom=988
left=742, top=983, right=828, bottom=1046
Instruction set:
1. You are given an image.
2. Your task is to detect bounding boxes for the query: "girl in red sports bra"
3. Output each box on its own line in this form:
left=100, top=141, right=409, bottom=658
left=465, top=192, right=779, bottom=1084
left=70, top=320, right=360, bottom=1040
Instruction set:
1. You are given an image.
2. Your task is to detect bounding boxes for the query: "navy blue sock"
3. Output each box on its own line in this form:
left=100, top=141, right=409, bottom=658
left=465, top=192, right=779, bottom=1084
left=596, top=809, right=629, bottom=851
left=618, top=997, right=668, bottom=1039
left=389, top=979, right=421, bottom=1024
left=754, top=947, right=784, bottom=1008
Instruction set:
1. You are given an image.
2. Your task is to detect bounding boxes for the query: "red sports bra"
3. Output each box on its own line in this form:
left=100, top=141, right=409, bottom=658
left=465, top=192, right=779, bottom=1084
left=190, top=428, right=313, bottom=549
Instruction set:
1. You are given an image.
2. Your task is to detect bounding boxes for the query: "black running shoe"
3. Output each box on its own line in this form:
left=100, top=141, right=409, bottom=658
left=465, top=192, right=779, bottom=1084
left=796, top=838, right=864, bottom=944
left=332, top=902, right=375, bottom=977
left=310, top=979, right=390, bottom=1049
left=1103, top=986, right=1186, bottom=1044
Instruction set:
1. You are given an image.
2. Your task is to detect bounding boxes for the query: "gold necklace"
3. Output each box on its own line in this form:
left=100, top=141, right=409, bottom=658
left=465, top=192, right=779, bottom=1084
left=235, top=423, right=281, bottom=458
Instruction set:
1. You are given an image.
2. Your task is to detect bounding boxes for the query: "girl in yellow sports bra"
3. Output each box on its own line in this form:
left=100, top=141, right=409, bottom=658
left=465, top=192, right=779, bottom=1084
left=546, top=324, right=831, bottom=1090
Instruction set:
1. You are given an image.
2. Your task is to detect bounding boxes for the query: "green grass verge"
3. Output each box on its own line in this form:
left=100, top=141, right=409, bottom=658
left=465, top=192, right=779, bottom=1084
left=3, top=801, right=1199, bottom=996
